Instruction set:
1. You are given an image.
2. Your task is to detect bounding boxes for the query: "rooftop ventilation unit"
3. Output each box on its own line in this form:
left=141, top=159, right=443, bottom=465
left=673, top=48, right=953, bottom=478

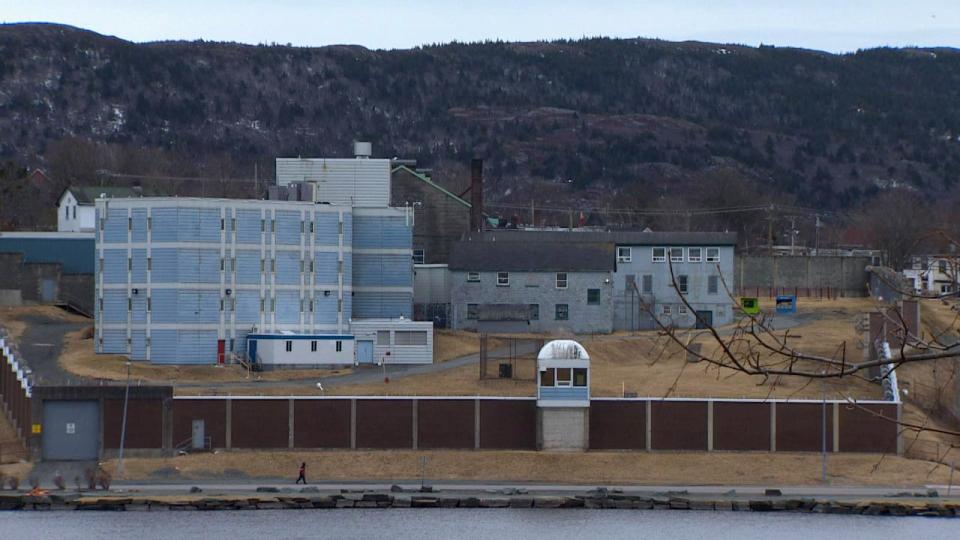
left=354, top=141, right=372, bottom=159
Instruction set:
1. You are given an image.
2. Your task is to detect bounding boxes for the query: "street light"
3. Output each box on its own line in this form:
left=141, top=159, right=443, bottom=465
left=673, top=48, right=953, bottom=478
left=117, top=361, right=132, bottom=479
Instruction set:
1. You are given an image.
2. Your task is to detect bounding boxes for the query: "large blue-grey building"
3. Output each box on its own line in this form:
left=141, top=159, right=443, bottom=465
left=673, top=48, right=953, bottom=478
left=94, top=197, right=415, bottom=364
left=449, top=230, right=737, bottom=333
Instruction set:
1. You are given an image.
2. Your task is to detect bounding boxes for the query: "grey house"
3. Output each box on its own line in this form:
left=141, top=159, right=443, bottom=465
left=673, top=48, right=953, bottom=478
left=455, top=231, right=737, bottom=332
left=448, top=241, right=615, bottom=334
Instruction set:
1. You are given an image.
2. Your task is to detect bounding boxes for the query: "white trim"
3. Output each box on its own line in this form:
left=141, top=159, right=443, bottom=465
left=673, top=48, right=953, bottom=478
left=174, top=395, right=537, bottom=401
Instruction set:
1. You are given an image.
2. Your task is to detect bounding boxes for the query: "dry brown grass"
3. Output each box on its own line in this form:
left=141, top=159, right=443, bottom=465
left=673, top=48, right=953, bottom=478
left=433, top=330, right=500, bottom=363
left=0, top=461, right=31, bottom=482
left=59, top=330, right=350, bottom=384
left=104, top=449, right=956, bottom=487
left=0, top=305, right=87, bottom=342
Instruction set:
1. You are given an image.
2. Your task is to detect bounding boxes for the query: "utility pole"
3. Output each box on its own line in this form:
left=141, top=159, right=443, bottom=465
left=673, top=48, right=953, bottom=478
left=815, top=215, right=822, bottom=256
left=821, top=370, right=828, bottom=484
left=767, top=205, right=774, bottom=256
left=530, top=200, right=535, bottom=228
left=790, top=217, right=796, bottom=256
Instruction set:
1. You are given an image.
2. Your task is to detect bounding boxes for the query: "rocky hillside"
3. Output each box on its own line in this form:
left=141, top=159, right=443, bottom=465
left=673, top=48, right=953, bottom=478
left=1, top=23, right=960, bottom=232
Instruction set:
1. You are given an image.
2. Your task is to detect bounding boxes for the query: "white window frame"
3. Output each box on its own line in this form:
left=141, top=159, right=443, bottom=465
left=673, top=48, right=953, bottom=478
left=708, top=275, right=719, bottom=295
left=556, top=272, right=568, bottom=289
left=662, top=304, right=672, bottom=315
left=688, top=247, right=702, bottom=263
left=677, top=275, right=689, bottom=294
left=706, top=247, right=720, bottom=263
left=617, top=247, right=632, bottom=262
left=652, top=247, right=666, bottom=263
left=555, top=367, right=573, bottom=387
left=467, top=272, right=480, bottom=282
left=497, top=272, right=510, bottom=286
left=669, top=247, right=684, bottom=263
left=678, top=304, right=688, bottom=315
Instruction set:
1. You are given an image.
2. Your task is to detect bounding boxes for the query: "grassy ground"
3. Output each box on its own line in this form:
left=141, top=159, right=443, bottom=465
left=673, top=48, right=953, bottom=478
left=57, top=328, right=489, bottom=385
left=103, top=450, right=957, bottom=487
left=0, top=305, right=85, bottom=342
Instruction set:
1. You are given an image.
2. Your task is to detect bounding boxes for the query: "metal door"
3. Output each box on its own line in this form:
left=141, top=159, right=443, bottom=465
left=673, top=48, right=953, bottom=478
left=42, top=400, right=100, bottom=461
left=356, top=340, right=374, bottom=364
left=191, top=419, right=205, bottom=450
left=247, top=339, right=258, bottom=363
left=40, top=278, right=56, bottom=303
left=695, top=310, right=713, bottom=329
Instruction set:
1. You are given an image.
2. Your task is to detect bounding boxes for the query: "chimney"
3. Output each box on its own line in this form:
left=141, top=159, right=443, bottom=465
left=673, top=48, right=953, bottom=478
left=470, top=158, right=484, bottom=232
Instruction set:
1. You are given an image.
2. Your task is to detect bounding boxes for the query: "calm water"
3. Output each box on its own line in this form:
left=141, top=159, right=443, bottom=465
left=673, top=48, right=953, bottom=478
left=2, top=510, right=958, bottom=540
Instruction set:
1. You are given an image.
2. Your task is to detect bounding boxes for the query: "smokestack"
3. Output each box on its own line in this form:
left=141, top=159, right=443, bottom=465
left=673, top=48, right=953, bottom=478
left=470, top=159, right=484, bottom=232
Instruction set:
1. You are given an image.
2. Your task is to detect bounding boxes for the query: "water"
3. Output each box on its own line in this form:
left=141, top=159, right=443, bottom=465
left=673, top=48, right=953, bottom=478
left=2, top=510, right=957, bottom=540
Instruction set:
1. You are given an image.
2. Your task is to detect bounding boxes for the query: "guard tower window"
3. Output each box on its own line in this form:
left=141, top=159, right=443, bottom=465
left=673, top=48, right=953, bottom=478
left=573, top=368, right=588, bottom=387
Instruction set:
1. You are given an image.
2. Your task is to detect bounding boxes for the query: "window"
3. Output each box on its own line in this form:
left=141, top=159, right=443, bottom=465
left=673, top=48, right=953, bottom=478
left=311, top=340, right=317, bottom=352
left=587, top=288, right=600, bottom=305
left=270, top=298, right=276, bottom=312
left=652, top=247, right=666, bottom=263
left=395, top=331, right=428, bottom=346
left=146, top=297, right=151, bottom=311
left=555, top=304, right=569, bottom=320
left=625, top=274, right=636, bottom=290
left=573, top=368, right=588, bottom=387
left=555, top=368, right=572, bottom=387
left=642, top=274, right=653, bottom=294
left=529, top=304, right=539, bottom=320
left=64, top=206, right=68, bottom=218
left=467, top=272, right=480, bottom=282
left=678, top=304, right=688, bottom=315
left=285, top=341, right=292, bottom=352
left=677, top=275, right=689, bottom=294
left=939, top=260, right=948, bottom=274
left=706, top=248, right=720, bottom=263
left=412, top=249, right=425, bottom=264
left=127, top=258, right=132, bottom=271
left=147, top=257, right=152, bottom=271
left=497, top=272, right=510, bottom=286
left=128, top=217, right=132, bottom=230
left=617, top=247, right=632, bottom=262
left=708, top=275, right=719, bottom=294
left=376, top=331, right=391, bottom=345
left=466, top=303, right=479, bottom=320
left=220, top=218, right=225, bottom=231
left=336, top=340, right=342, bottom=352
left=688, top=247, right=702, bottom=262
left=540, top=368, right=555, bottom=387
left=72, top=206, right=76, bottom=219
left=228, top=338, right=234, bottom=352
left=670, top=247, right=684, bottom=263
left=556, top=272, right=568, bottom=289
left=662, top=305, right=672, bottom=315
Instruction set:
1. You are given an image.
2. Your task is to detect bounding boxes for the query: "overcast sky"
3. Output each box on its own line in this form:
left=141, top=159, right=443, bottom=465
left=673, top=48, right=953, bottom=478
left=3, top=0, right=959, bottom=53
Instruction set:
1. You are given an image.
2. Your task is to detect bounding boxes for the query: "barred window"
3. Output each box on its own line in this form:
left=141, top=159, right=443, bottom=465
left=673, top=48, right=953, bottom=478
left=395, top=331, right=427, bottom=346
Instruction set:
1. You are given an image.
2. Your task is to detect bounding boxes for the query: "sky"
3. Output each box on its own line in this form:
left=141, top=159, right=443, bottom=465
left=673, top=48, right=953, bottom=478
left=2, top=0, right=959, bottom=53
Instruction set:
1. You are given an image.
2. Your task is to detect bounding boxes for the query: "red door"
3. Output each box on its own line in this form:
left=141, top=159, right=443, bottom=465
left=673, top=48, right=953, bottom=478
left=217, top=339, right=225, bottom=364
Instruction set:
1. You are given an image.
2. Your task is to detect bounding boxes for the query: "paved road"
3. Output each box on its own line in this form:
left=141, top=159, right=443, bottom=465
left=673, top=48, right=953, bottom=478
left=17, top=312, right=91, bottom=386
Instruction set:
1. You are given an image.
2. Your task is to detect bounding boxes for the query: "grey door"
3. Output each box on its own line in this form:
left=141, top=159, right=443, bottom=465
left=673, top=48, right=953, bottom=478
left=191, top=419, right=205, bottom=450
left=42, top=400, right=100, bottom=461
left=356, top=340, right=374, bottom=364
left=695, top=310, right=713, bottom=329
left=40, top=278, right=56, bottom=303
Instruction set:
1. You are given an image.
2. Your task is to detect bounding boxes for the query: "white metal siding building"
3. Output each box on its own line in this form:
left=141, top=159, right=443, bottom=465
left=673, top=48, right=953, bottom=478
left=246, top=333, right=355, bottom=367
left=350, top=319, right=434, bottom=365
left=275, top=158, right=392, bottom=207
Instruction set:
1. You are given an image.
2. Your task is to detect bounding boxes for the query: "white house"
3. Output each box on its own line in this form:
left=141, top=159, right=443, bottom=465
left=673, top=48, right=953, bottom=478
left=57, top=187, right=150, bottom=232
left=903, top=255, right=959, bottom=295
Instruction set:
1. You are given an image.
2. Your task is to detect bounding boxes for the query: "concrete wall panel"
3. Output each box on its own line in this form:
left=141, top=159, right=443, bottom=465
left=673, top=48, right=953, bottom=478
left=356, top=399, right=413, bottom=449
left=479, top=400, right=536, bottom=449
left=776, top=402, right=833, bottom=452
left=417, top=399, right=475, bottom=449
left=651, top=401, right=708, bottom=450
left=838, top=403, right=898, bottom=453
left=104, top=398, right=164, bottom=449
left=231, top=400, right=289, bottom=449
left=589, top=400, right=646, bottom=450
left=172, top=399, right=227, bottom=449
left=294, top=400, right=352, bottom=448
left=713, top=402, right=770, bottom=451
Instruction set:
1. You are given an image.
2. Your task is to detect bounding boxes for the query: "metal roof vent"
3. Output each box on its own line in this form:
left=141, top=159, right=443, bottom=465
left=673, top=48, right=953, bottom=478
left=353, top=141, right=372, bottom=159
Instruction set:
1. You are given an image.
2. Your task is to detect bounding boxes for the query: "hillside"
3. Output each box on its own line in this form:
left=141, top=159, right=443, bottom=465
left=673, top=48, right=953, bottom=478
left=1, top=23, right=960, bottom=234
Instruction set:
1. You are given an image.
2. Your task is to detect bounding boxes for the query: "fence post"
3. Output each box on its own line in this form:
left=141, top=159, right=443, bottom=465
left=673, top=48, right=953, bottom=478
left=707, top=400, right=714, bottom=451
left=645, top=400, right=652, bottom=451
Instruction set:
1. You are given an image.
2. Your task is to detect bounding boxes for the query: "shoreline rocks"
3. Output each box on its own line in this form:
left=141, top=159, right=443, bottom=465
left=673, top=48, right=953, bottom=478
left=0, top=492, right=955, bottom=516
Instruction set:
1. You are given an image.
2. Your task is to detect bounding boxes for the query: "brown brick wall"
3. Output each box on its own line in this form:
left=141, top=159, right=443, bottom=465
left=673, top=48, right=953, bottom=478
left=104, top=398, right=163, bottom=449
left=231, top=400, right=288, bottom=449
left=713, top=402, right=770, bottom=451
left=294, top=400, right=352, bottom=448
left=776, top=402, right=833, bottom=452
left=589, top=401, right=646, bottom=450
left=479, top=400, right=536, bottom=449
left=356, top=399, right=413, bottom=449
left=838, top=403, right=898, bottom=453
left=172, top=400, right=227, bottom=449
left=651, top=401, right=708, bottom=451
left=417, top=400, right=475, bottom=449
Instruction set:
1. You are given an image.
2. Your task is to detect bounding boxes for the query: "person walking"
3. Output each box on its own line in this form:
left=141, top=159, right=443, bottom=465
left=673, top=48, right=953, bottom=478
left=296, top=462, right=307, bottom=484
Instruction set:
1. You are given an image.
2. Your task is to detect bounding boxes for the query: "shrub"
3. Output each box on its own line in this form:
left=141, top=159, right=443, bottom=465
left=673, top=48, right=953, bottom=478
left=97, top=468, right=111, bottom=491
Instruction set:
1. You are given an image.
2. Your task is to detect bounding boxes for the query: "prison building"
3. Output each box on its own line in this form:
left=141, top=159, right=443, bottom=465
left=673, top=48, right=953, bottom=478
left=451, top=230, right=737, bottom=332
left=448, top=241, right=616, bottom=334
left=93, top=197, right=413, bottom=364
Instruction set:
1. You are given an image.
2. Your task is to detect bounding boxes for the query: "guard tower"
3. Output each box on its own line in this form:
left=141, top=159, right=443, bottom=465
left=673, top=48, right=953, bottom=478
left=536, top=340, right=590, bottom=450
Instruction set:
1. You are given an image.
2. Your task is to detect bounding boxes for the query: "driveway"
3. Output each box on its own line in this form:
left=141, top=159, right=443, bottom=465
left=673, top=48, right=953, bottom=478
left=16, top=311, right=91, bottom=386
